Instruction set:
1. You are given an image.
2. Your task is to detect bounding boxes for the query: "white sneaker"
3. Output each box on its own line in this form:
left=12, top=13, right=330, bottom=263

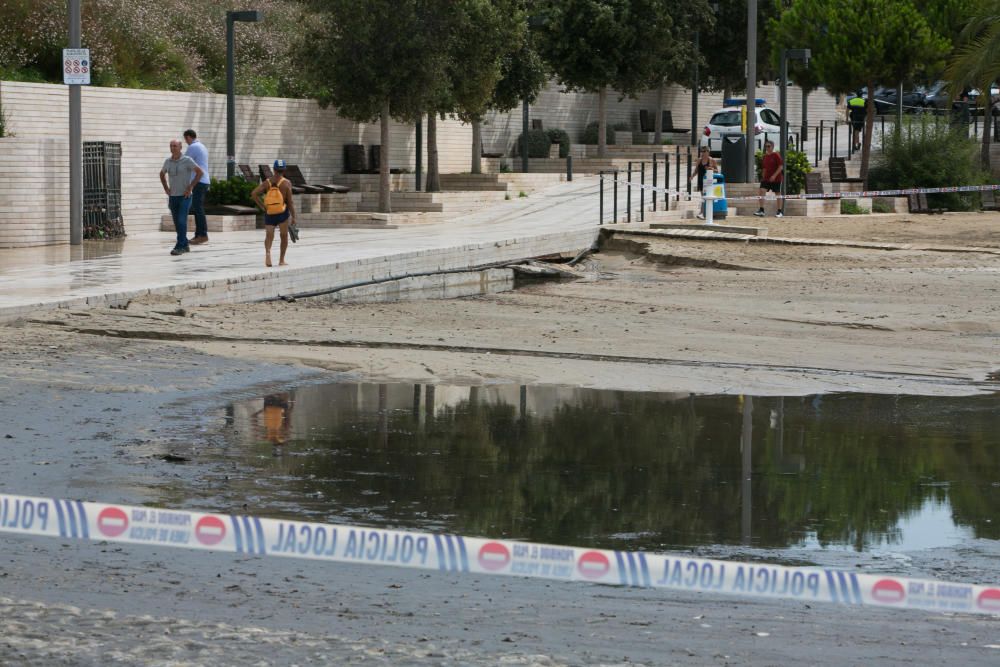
left=696, top=213, right=705, bottom=220
left=775, top=210, right=784, bottom=218
left=753, top=209, right=765, bottom=217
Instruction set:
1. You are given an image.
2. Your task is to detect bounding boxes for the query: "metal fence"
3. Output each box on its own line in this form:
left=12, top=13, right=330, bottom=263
left=83, top=141, right=125, bottom=240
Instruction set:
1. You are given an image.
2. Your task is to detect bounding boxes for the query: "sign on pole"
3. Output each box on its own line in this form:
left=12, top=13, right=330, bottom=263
left=62, top=48, right=91, bottom=85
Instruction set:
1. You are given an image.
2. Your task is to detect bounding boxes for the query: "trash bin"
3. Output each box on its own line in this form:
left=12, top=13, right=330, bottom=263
left=721, top=133, right=747, bottom=183
left=711, top=173, right=727, bottom=219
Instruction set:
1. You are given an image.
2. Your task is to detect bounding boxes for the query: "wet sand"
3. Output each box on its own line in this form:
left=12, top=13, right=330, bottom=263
left=2, top=211, right=1000, bottom=664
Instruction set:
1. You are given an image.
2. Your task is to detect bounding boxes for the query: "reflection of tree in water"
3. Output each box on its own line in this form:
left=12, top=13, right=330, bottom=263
left=228, top=387, right=1000, bottom=551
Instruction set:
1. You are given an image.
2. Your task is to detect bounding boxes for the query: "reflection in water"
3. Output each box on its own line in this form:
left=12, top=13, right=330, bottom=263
left=253, top=393, right=292, bottom=453
left=222, top=384, right=999, bottom=553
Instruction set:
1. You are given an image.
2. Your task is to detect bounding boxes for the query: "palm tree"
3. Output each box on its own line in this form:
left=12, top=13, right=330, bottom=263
left=946, top=2, right=1000, bottom=169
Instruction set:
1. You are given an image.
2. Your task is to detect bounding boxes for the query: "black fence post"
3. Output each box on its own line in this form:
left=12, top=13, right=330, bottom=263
left=664, top=154, right=670, bottom=209
left=832, top=122, right=838, bottom=158
left=613, top=169, right=618, bottom=223
left=599, top=172, right=604, bottom=225
left=626, top=161, right=633, bottom=223
left=652, top=154, right=658, bottom=212
left=817, top=120, right=824, bottom=166
left=640, top=161, right=645, bottom=223
left=674, top=145, right=681, bottom=203
left=686, top=147, right=692, bottom=200
left=566, top=155, right=573, bottom=181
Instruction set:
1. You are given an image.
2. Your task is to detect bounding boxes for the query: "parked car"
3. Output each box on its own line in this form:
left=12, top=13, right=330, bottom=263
left=846, top=87, right=895, bottom=114
left=699, top=105, right=790, bottom=157
left=877, top=87, right=926, bottom=112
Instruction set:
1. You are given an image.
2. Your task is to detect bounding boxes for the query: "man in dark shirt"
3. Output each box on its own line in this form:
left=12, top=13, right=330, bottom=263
left=754, top=141, right=784, bottom=218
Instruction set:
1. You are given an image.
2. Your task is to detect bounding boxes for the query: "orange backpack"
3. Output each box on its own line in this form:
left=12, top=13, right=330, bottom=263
left=264, top=177, right=286, bottom=215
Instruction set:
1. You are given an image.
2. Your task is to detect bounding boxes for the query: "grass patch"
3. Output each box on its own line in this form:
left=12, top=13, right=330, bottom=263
left=871, top=198, right=894, bottom=213
left=518, top=191, right=528, bottom=198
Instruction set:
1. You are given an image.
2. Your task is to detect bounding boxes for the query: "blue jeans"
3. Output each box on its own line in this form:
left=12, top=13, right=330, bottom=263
left=190, top=182, right=209, bottom=237
left=168, top=195, right=192, bottom=249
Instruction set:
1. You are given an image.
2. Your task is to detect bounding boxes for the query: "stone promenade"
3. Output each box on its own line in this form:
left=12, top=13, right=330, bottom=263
left=0, top=179, right=612, bottom=321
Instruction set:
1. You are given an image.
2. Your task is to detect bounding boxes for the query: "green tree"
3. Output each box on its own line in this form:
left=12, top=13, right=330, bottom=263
left=535, top=0, right=673, bottom=157
left=700, top=0, right=782, bottom=98
left=304, top=0, right=453, bottom=212
left=946, top=0, right=1000, bottom=169
left=770, top=0, right=948, bottom=183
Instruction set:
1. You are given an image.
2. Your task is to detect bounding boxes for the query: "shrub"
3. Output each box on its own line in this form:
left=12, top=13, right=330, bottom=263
left=205, top=177, right=256, bottom=207
left=754, top=148, right=811, bottom=194
left=840, top=200, right=870, bottom=215
left=512, top=129, right=552, bottom=158
left=871, top=198, right=894, bottom=213
left=546, top=128, right=570, bottom=158
left=581, top=122, right=617, bottom=145
left=867, top=119, right=991, bottom=211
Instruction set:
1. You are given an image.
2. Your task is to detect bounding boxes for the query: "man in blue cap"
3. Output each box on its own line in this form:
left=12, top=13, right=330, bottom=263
left=251, top=159, right=297, bottom=267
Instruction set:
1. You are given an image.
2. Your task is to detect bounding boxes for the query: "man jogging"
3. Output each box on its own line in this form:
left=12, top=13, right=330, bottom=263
left=251, top=159, right=296, bottom=267
left=183, top=129, right=211, bottom=244
left=754, top=141, right=784, bottom=218
left=159, top=140, right=204, bottom=256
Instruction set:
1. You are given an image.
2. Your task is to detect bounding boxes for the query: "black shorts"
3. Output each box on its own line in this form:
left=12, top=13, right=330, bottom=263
left=264, top=210, right=290, bottom=226
left=851, top=120, right=864, bottom=131
left=759, top=181, right=781, bottom=193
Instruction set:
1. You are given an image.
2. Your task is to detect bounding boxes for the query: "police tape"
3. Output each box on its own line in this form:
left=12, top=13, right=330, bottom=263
left=602, top=178, right=1000, bottom=203
left=2, top=492, right=998, bottom=615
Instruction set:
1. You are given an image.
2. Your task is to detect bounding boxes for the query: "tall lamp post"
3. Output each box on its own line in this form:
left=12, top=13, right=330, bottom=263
left=691, top=1, right=720, bottom=147
left=69, top=0, right=82, bottom=245
left=779, top=49, right=810, bottom=209
left=226, top=10, right=263, bottom=179
left=745, top=0, right=757, bottom=182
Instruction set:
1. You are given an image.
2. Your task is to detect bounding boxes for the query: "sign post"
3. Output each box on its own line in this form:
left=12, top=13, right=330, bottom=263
left=66, top=0, right=87, bottom=245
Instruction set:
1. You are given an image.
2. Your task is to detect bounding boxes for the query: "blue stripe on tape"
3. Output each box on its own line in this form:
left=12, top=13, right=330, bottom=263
left=75, top=501, right=89, bottom=539
left=614, top=552, right=628, bottom=586
left=837, top=571, right=851, bottom=604
left=53, top=499, right=67, bottom=538
left=849, top=573, right=862, bottom=604
left=638, top=553, right=651, bottom=588
left=825, top=571, right=840, bottom=604
left=433, top=534, right=447, bottom=572
left=625, top=551, right=640, bottom=586
left=230, top=516, right=244, bottom=554
left=456, top=536, right=469, bottom=572
left=444, top=535, right=458, bottom=573
left=64, top=500, right=78, bottom=538
left=253, top=517, right=266, bottom=555
left=240, top=516, right=256, bottom=554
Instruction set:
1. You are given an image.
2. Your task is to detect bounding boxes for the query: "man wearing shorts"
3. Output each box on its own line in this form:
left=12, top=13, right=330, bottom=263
left=251, top=159, right=296, bottom=267
left=754, top=141, right=784, bottom=218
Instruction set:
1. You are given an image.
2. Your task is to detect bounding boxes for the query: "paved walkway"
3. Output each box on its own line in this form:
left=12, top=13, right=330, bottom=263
left=0, top=178, right=614, bottom=320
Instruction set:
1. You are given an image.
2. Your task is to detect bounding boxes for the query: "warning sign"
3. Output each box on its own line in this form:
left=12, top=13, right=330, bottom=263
left=63, top=48, right=91, bottom=85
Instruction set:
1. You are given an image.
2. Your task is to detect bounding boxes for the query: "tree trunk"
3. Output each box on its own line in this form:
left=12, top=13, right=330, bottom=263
left=426, top=113, right=440, bottom=192
left=471, top=118, right=482, bottom=174
left=861, top=79, right=875, bottom=185
left=379, top=101, right=391, bottom=214
left=597, top=86, right=607, bottom=158
left=654, top=83, right=664, bottom=145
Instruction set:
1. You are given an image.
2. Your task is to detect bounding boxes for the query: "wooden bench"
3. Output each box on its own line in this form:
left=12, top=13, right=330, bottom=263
left=907, top=193, right=945, bottom=214
left=828, top=157, right=863, bottom=184
left=805, top=172, right=824, bottom=195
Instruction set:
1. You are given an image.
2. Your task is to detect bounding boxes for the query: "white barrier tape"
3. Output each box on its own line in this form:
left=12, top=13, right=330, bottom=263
left=2, top=492, right=998, bottom=615
left=603, top=178, right=1000, bottom=203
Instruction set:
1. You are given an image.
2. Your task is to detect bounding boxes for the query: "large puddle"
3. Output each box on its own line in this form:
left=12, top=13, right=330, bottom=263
left=218, top=383, right=999, bottom=555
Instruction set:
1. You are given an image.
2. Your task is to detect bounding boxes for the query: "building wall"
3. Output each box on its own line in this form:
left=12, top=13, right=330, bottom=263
left=0, top=80, right=841, bottom=247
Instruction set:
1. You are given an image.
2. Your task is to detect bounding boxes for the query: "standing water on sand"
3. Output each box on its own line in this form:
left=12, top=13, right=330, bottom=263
left=210, top=384, right=1000, bottom=555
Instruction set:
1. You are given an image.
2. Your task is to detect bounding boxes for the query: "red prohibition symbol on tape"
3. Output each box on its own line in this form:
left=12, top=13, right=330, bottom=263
left=978, top=588, right=1000, bottom=612
left=871, top=578, right=906, bottom=605
left=97, top=507, right=129, bottom=537
left=577, top=551, right=611, bottom=579
left=195, top=516, right=226, bottom=546
left=477, top=542, right=510, bottom=571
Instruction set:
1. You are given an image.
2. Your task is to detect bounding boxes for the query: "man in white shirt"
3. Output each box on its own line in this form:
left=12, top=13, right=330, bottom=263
left=183, top=129, right=211, bottom=244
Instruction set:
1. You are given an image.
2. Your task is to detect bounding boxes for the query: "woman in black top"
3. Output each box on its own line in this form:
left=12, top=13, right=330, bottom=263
left=690, top=146, right=718, bottom=218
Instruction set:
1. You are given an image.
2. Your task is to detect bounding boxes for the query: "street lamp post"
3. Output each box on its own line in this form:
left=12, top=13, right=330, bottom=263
left=745, top=0, right=757, bottom=182
left=226, top=10, right=263, bottom=179
left=779, top=48, right=810, bottom=211
left=69, top=0, right=82, bottom=245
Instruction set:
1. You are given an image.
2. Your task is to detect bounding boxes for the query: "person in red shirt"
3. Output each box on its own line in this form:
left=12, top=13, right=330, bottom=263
left=754, top=141, right=784, bottom=218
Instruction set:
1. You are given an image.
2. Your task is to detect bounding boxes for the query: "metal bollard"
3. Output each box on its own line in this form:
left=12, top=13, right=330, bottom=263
left=613, top=170, right=618, bottom=223
left=651, top=154, right=658, bottom=212
left=566, top=154, right=573, bottom=182
left=664, top=154, right=670, bottom=209
left=686, top=148, right=692, bottom=200
left=674, top=145, right=681, bottom=203
left=817, top=120, right=824, bottom=166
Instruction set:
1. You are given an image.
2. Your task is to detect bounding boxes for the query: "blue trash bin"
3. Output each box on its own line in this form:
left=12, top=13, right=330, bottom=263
left=711, top=173, right=727, bottom=219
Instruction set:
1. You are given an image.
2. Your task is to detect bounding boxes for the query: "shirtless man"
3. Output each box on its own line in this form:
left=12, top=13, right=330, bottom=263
left=251, top=159, right=296, bottom=267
